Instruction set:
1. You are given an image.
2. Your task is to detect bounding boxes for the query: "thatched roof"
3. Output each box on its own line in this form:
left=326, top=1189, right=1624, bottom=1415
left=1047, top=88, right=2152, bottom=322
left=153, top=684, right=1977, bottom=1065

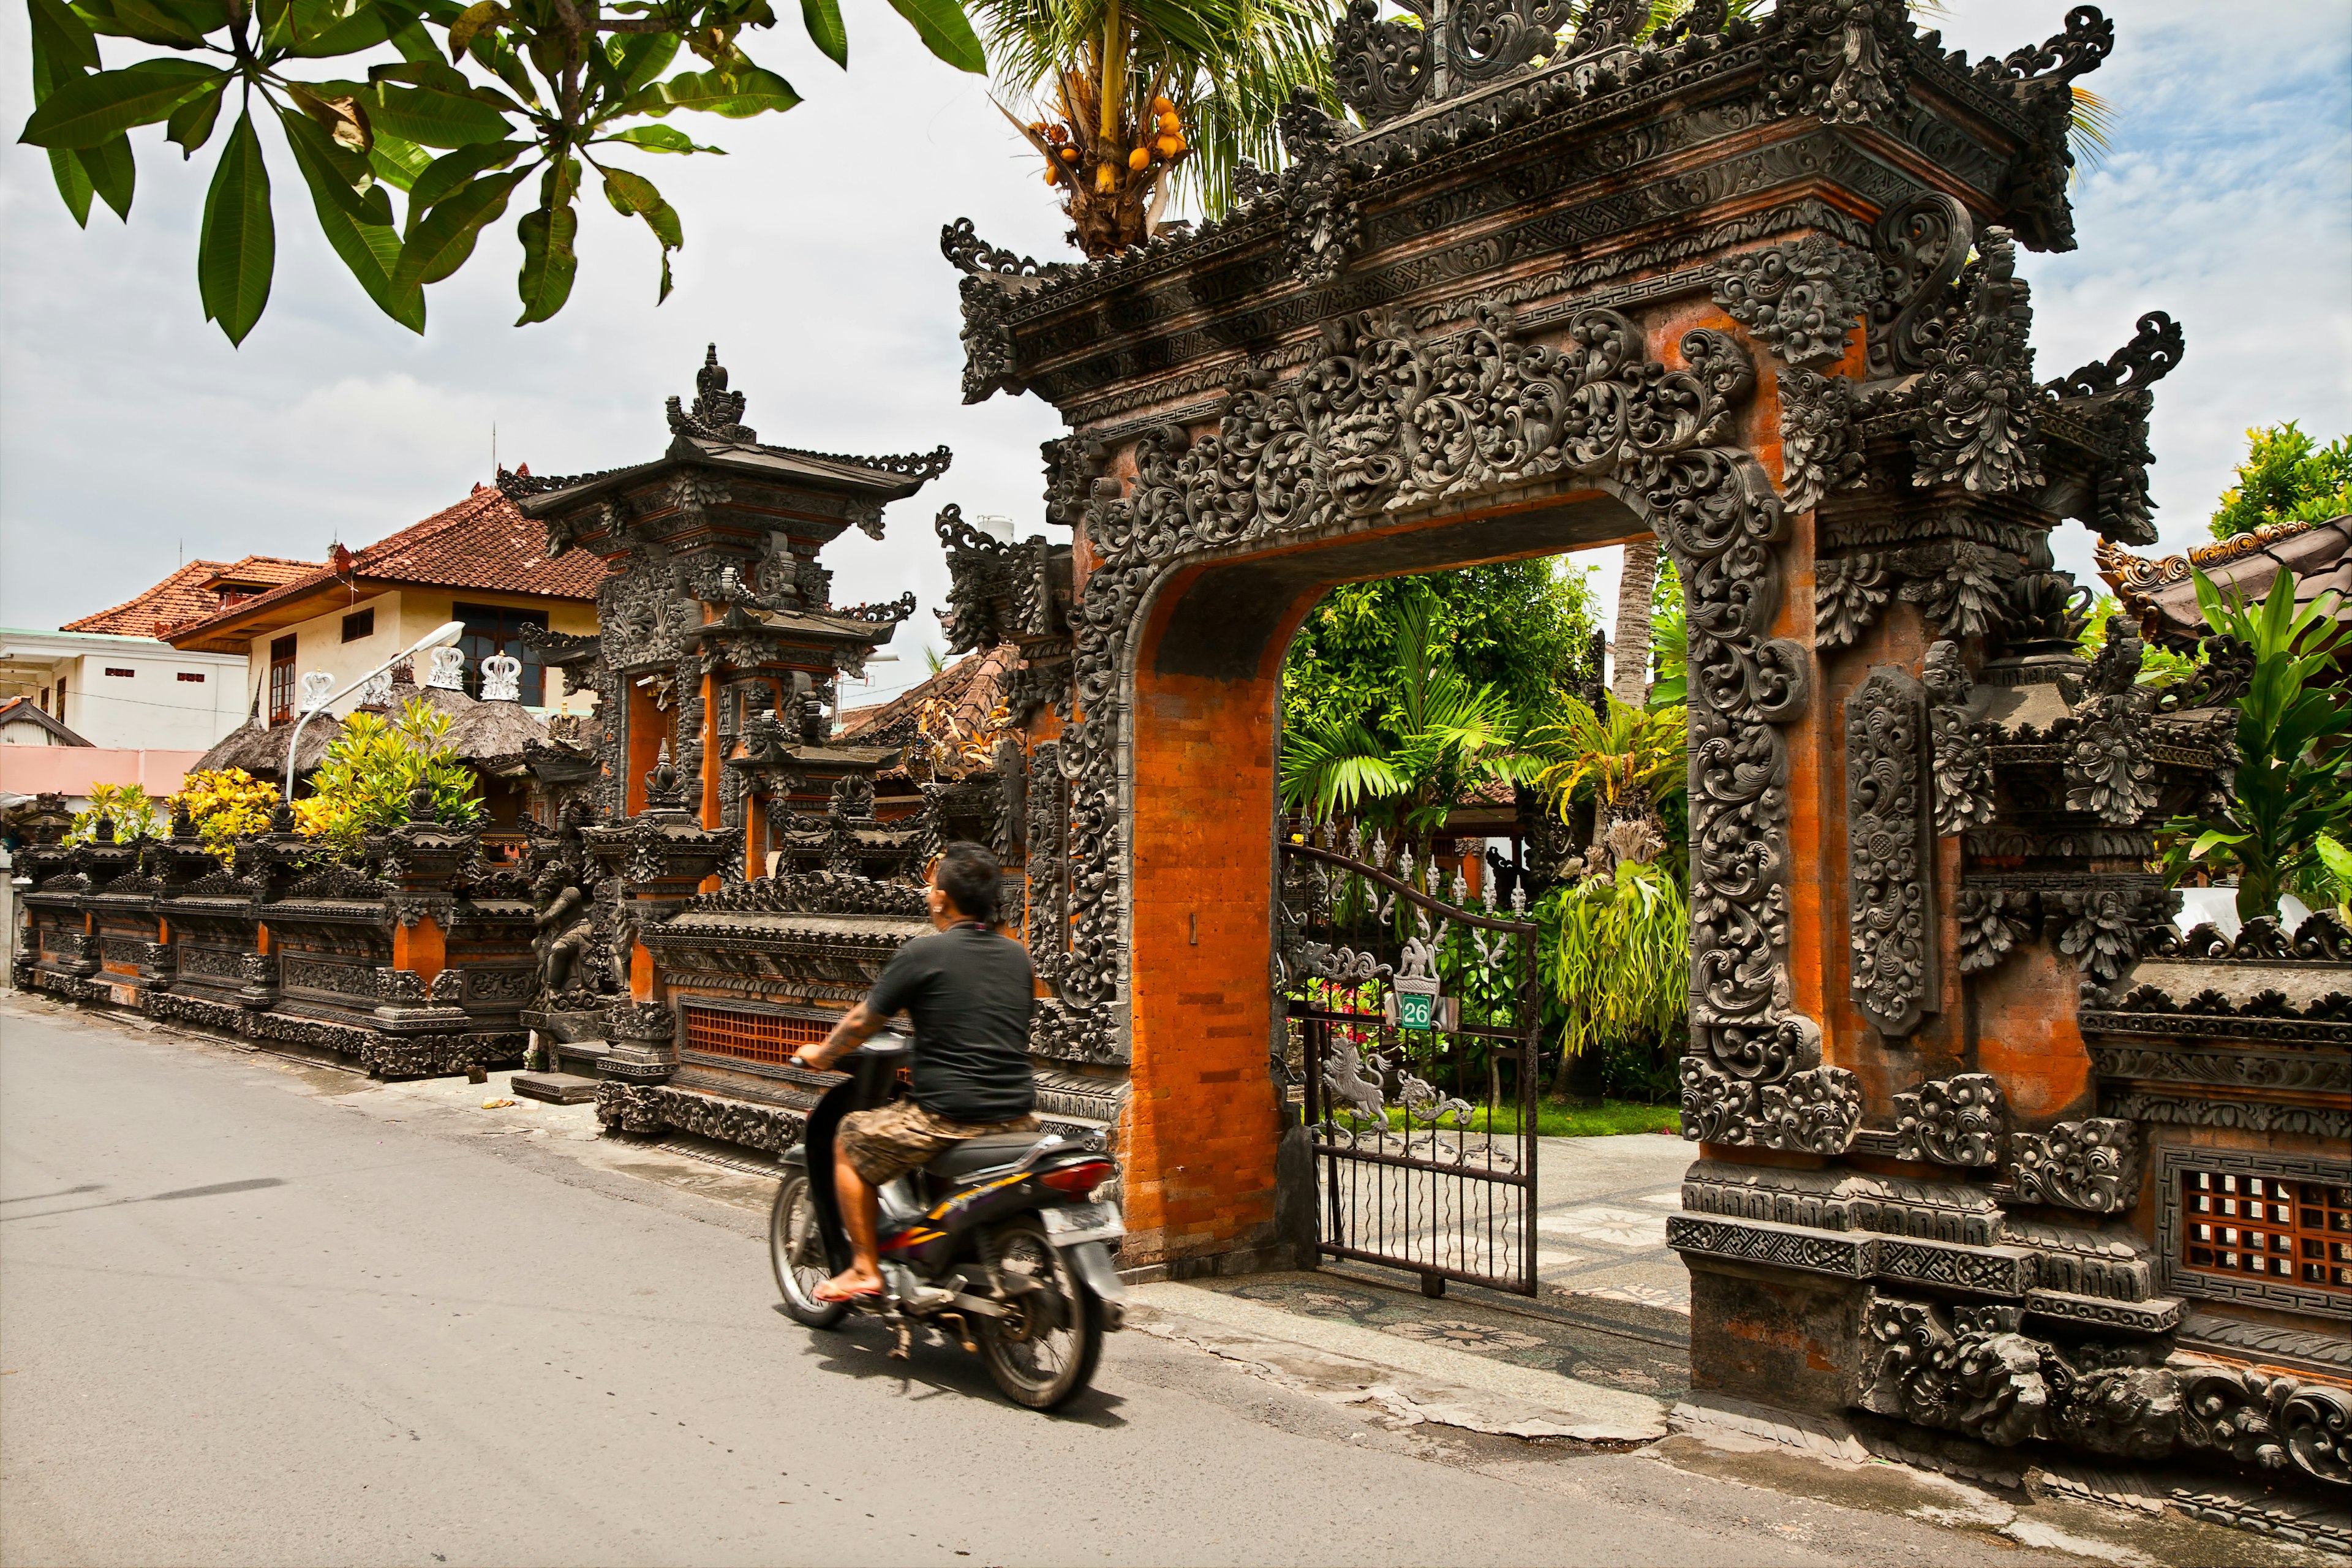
left=191, top=680, right=551, bottom=783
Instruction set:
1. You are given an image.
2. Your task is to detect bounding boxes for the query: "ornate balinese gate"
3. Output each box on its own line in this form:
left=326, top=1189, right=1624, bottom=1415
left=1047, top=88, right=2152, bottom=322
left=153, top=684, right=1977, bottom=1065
left=1278, top=829, right=1541, bottom=1295
left=937, top=0, right=2352, bottom=1503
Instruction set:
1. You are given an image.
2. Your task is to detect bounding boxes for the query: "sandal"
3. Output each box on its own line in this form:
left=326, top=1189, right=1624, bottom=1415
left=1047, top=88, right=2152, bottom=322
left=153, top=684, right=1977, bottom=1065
left=813, top=1278, right=885, bottom=1304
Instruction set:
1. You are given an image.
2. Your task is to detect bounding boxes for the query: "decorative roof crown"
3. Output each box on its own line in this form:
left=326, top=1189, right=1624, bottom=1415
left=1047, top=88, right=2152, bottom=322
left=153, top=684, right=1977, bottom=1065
left=1336, top=0, right=1648, bottom=127
left=667, top=344, right=756, bottom=443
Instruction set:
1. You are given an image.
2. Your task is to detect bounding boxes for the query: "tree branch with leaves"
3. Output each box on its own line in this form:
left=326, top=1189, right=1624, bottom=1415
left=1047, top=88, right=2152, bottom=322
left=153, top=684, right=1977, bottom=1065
left=18, top=0, right=985, bottom=341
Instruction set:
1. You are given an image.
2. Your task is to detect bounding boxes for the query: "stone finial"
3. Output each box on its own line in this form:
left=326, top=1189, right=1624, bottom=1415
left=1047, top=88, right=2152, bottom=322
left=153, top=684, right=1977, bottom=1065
left=425, top=646, right=467, bottom=692
left=480, top=654, right=523, bottom=703
left=665, top=343, right=755, bottom=442
left=644, top=741, right=686, bottom=813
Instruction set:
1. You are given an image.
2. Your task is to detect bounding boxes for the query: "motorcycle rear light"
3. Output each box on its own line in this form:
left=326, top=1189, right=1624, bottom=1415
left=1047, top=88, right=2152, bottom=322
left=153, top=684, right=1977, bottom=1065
left=1039, top=1160, right=1113, bottom=1194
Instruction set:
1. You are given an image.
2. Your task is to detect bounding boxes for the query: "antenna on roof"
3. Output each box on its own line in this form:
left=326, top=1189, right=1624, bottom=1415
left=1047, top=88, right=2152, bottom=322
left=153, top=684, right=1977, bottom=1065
left=492, top=421, right=498, bottom=477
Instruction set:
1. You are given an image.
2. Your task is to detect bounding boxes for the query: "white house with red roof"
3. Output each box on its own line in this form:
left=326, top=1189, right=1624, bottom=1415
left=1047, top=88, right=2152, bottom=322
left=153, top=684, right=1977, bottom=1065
left=164, top=483, right=603, bottom=722
left=0, top=553, right=313, bottom=752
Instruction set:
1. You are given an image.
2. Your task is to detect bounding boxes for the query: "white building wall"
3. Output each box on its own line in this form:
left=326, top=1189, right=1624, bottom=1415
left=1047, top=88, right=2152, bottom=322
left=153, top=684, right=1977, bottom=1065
left=0, top=631, right=251, bottom=749
left=259, top=590, right=407, bottom=718
left=244, top=589, right=598, bottom=718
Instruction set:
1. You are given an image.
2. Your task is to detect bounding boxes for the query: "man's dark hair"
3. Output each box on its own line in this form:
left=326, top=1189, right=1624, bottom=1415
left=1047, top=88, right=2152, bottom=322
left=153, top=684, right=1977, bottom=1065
left=933, top=842, right=1001, bottom=925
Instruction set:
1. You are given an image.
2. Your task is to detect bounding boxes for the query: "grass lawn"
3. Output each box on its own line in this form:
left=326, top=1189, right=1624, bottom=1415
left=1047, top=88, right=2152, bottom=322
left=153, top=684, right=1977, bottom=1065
left=1378, top=1099, right=1680, bottom=1138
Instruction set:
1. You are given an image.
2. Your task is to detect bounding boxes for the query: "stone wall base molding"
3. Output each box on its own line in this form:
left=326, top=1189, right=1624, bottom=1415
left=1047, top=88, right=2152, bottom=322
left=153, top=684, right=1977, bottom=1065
left=1860, top=1292, right=2349, bottom=1490
left=594, top=1082, right=804, bottom=1152
left=1673, top=1390, right=2352, bottom=1554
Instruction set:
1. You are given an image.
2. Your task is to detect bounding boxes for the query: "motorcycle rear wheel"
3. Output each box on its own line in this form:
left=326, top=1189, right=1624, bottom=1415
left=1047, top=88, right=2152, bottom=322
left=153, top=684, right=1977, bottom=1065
left=771, top=1172, right=847, bottom=1329
left=976, top=1218, right=1102, bottom=1411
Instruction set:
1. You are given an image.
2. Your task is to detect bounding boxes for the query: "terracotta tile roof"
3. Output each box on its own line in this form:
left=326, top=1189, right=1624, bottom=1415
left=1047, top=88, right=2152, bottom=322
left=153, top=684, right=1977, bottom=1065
left=63, top=555, right=318, bottom=639
left=162, top=486, right=605, bottom=647
left=2099, top=515, right=2352, bottom=646
left=836, top=644, right=1016, bottom=751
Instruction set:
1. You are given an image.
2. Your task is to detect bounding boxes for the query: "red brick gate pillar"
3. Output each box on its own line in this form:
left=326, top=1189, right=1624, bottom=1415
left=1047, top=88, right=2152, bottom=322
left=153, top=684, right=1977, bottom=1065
left=1119, top=568, right=1304, bottom=1272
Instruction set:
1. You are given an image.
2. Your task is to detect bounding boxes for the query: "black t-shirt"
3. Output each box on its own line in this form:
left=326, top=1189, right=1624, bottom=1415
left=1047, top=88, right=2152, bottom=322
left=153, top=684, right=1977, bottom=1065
left=864, top=924, right=1036, bottom=1123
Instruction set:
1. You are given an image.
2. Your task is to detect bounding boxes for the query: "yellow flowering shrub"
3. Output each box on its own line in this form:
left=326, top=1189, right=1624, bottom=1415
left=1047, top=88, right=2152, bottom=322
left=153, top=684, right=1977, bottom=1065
left=168, top=768, right=279, bottom=862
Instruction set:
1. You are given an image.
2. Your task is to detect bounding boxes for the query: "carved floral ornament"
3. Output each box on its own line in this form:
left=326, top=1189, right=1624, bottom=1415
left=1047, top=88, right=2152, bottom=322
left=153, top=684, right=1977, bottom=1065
left=1862, top=1297, right=2351, bottom=1488
left=1329, top=0, right=1940, bottom=134
left=1845, top=668, right=1937, bottom=1038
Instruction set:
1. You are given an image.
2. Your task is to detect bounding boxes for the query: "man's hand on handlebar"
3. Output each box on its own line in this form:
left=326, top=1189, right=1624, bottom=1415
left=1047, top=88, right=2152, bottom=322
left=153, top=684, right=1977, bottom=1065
left=788, top=1000, right=884, bottom=1073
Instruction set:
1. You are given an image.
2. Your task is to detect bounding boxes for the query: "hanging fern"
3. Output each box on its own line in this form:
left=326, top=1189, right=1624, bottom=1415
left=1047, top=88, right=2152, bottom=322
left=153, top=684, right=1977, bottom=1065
left=1534, top=859, right=1689, bottom=1060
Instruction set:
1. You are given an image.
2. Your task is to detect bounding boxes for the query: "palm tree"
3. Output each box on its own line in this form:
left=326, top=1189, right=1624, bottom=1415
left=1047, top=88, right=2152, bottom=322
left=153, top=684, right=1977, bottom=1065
left=1280, top=589, right=1528, bottom=841
left=1523, top=693, right=1686, bottom=875
left=1646, top=560, right=1688, bottom=710
left=965, top=0, right=1336, bottom=257
left=1610, top=539, right=1659, bottom=708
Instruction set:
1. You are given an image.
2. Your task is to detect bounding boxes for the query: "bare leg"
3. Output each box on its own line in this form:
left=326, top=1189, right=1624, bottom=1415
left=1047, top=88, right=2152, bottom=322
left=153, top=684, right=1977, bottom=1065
left=820, top=1143, right=885, bottom=1298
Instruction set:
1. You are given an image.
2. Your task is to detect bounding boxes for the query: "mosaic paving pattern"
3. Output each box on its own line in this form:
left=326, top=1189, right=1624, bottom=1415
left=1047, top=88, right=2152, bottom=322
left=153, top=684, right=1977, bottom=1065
left=1207, top=1273, right=1690, bottom=1400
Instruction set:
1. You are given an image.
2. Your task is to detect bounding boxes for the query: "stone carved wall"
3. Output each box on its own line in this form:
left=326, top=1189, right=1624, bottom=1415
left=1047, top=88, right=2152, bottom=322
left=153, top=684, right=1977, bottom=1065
left=1846, top=668, right=1937, bottom=1037
left=937, top=0, right=2346, bottom=1509
left=1860, top=1295, right=2351, bottom=1488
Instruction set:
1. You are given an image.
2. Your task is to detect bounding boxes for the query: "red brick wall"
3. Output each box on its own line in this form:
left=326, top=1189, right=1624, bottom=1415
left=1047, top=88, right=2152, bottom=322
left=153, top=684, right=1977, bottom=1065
left=1120, top=572, right=1305, bottom=1265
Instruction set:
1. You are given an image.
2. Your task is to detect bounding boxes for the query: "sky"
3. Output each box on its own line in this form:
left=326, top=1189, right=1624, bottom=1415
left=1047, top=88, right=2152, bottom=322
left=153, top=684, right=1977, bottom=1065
left=3, top=1, right=2349, bottom=704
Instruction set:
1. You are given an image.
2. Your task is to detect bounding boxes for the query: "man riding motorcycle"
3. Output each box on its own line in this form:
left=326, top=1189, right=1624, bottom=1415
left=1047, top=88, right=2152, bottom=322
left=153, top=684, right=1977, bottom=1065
left=786, top=840, right=1036, bottom=1305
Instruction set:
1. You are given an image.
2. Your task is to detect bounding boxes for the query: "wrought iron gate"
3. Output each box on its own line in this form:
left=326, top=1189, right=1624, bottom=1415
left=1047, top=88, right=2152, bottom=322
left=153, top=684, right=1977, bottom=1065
left=1276, top=824, right=1541, bottom=1295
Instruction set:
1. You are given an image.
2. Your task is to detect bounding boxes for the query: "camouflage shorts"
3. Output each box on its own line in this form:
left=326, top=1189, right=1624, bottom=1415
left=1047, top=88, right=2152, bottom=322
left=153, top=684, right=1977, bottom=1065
left=837, top=1098, right=1039, bottom=1186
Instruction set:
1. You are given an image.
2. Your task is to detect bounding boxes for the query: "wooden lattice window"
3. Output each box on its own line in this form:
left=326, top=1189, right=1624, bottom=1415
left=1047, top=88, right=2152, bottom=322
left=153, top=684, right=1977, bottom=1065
left=681, top=1005, right=831, bottom=1066
left=2181, top=1167, right=2352, bottom=1297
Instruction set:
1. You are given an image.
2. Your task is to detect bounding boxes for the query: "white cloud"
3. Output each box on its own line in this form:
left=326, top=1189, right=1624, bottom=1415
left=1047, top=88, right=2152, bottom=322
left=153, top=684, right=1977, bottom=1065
left=1925, top=1, right=2352, bottom=582
left=3, top=1, right=2347, bottom=645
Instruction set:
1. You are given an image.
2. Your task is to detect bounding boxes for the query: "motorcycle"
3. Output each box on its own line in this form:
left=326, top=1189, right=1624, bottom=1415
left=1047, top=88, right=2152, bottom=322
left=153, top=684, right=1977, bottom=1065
left=770, top=1033, right=1127, bottom=1410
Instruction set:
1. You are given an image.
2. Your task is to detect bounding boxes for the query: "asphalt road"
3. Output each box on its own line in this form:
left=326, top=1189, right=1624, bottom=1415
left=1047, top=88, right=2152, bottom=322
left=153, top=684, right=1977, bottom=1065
left=0, top=1002, right=2142, bottom=1568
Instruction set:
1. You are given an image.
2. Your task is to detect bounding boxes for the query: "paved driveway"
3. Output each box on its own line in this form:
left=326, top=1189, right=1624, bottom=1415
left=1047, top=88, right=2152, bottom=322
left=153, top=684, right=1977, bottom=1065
left=1530, top=1131, right=1694, bottom=1314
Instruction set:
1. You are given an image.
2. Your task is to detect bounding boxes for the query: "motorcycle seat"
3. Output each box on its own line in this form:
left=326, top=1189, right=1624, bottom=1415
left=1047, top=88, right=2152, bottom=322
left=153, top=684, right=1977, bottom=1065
left=925, top=1131, right=1057, bottom=1181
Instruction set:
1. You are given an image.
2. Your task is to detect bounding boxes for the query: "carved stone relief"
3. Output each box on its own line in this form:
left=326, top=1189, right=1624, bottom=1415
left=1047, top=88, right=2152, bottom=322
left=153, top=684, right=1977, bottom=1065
left=1681, top=1060, right=1863, bottom=1155
left=1861, top=1294, right=2350, bottom=1489
left=1847, top=668, right=1937, bottom=1036
left=1711, top=236, right=1878, bottom=368
left=1063, top=296, right=1814, bottom=1097
left=2064, top=632, right=2157, bottom=825
left=1956, top=888, right=2038, bottom=976
left=1893, top=1073, right=2007, bottom=1166
left=1921, top=641, right=1995, bottom=836
left=1909, top=229, right=2045, bottom=495
left=1777, top=367, right=1864, bottom=516
left=2009, top=1117, right=2142, bottom=1213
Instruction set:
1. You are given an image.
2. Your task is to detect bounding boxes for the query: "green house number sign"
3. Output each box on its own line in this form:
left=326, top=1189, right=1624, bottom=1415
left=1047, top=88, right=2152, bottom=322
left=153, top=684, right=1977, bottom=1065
left=1393, top=976, right=1439, bottom=1032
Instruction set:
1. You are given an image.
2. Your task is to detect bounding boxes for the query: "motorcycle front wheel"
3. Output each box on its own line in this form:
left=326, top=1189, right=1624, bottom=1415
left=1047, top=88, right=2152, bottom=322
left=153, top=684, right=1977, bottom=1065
left=976, top=1218, right=1102, bottom=1411
left=771, top=1172, right=847, bottom=1329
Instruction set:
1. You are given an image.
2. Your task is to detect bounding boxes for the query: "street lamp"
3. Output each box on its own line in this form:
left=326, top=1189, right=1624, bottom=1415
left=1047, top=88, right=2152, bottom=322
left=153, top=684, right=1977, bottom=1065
left=282, top=620, right=467, bottom=803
